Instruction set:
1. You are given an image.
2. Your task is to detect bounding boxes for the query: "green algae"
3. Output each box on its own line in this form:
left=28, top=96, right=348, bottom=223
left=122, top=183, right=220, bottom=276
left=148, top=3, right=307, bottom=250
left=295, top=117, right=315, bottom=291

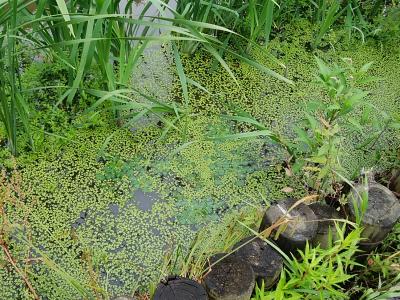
left=0, top=20, right=399, bottom=299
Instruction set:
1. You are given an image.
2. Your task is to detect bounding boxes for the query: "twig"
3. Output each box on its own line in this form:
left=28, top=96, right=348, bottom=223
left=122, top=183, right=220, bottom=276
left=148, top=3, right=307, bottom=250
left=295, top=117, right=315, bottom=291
left=0, top=240, right=39, bottom=300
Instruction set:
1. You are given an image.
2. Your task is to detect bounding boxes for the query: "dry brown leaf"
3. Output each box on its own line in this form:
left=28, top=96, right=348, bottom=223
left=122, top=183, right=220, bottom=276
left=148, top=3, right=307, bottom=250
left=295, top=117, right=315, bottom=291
left=281, top=187, right=293, bottom=193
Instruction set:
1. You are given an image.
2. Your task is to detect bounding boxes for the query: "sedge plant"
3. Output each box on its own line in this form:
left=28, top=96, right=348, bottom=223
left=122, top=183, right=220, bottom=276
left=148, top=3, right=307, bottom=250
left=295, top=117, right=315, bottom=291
left=0, top=0, right=292, bottom=155
left=252, top=223, right=363, bottom=300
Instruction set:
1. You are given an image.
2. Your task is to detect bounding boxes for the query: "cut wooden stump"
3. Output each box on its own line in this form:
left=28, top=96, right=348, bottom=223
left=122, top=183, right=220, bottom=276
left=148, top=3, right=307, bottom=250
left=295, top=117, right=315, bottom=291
left=309, top=202, right=342, bottom=249
left=153, top=276, right=208, bottom=300
left=348, top=182, right=400, bottom=251
left=259, top=198, right=318, bottom=255
left=204, top=256, right=255, bottom=300
left=389, top=169, right=400, bottom=196
left=232, top=236, right=283, bottom=290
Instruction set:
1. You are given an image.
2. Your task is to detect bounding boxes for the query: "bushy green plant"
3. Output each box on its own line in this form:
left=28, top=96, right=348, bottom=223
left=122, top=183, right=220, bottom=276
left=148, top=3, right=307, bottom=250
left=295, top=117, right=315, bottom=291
left=372, top=4, right=400, bottom=41
left=252, top=224, right=363, bottom=300
left=289, top=57, right=374, bottom=194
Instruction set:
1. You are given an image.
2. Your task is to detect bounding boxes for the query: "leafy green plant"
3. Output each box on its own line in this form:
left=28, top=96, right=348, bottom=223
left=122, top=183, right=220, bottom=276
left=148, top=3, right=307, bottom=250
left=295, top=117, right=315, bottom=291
left=289, top=57, right=374, bottom=193
left=173, top=0, right=239, bottom=54
left=245, top=0, right=276, bottom=48
left=252, top=224, right=363, bottom=300
left=214, top=57, right=374, bottom=195
left=343, top=0, right=370, bottom=43
left=352, top=253, right=400, bottom=300
left=172, top=0, right=277, bottom=52
left=371, top=3, right=400, bottom=41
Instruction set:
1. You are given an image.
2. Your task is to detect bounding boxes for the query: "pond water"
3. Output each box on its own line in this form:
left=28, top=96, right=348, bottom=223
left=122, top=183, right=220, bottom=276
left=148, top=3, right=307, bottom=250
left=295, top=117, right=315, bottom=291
left=1, top=8, right=400, bottom=300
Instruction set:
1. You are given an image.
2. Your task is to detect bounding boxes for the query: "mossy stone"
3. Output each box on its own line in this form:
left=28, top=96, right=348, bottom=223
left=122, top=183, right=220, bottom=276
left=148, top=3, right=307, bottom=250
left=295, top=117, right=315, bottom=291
left=259, top=198, right=318, bottom=255
left=232, top=236, right=283, bottom=290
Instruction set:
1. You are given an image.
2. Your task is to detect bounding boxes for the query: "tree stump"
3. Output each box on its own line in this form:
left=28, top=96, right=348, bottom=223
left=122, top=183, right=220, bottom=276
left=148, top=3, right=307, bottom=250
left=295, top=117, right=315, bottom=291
left=153, top=276, right=208, bottom=300
left=209, top=253, right=228, bottom=265
left=309, top=202, right=342, bottom=249
left=232, top=236, right=283, bottom=290
left=348, top=182, right=400, bottom=251
left=259, top=198, right=318, bottom=255
left=204, top=256, right=255, bottom=300
left=389, top=169, right=400, bottom=195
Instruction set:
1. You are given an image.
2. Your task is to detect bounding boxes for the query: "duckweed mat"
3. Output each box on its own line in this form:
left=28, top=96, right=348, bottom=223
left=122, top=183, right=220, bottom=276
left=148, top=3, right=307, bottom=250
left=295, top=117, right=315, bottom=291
left=1, top=21, right=399, bottom=299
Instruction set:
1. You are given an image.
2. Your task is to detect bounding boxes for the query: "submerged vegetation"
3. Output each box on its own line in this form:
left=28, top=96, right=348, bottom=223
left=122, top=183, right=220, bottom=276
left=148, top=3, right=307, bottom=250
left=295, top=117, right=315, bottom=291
left=0, top=0, right=400, bottom=299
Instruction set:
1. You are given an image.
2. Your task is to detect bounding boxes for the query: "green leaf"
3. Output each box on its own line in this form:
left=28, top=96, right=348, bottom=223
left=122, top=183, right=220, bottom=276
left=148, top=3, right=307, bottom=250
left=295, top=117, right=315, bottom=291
left=221, top=114, right=267, bottom=130
left=55, top=0, right=75, bottom=37
left=307, top=156, right=327, bottom=164
left=212, top=130, right=275, bottom=140
left=66, top=5, right=96, bottom=104
left=316, top=57, right=331, bottom=78
left=359, top=61, right=373, bottom=74
left=173, top=42, right=189, bottom=107
left=347, top=117, right=363, bottom=132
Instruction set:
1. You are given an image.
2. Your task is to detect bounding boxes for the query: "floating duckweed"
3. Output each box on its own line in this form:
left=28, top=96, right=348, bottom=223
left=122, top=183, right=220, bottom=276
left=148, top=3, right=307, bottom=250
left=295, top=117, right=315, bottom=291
left=0, top=20, right=399, bottom=298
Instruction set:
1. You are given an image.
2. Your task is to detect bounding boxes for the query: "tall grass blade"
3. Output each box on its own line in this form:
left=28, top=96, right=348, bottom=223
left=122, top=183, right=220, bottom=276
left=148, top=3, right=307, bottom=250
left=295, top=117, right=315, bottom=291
left=55, top=0, right=75, bottom=37
left=66, top=5, right=95, bottom=104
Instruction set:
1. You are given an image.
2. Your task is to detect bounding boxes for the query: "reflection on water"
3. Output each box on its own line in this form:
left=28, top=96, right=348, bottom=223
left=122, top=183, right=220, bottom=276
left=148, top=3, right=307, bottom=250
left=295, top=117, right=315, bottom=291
left=119, top=0, right=177, bottom=18
left=118, top=0, right=177, bottom=39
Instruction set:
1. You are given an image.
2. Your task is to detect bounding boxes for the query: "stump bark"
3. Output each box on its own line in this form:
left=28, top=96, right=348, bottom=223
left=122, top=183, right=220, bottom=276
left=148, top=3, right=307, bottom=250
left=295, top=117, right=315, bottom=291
left=153, top=276, right=208, bottom=300
left=259, top=198, right=318, bottom=255
left=209, top=253, right=228, bottom=265
left=348, top=182, right=400, bottom=250
left=204, top=256, right=255, bottom=300
left=309, top=202, right=342, bottom=249
left=389, top=169, right=400, bottom=195
left=232, top=236, right=283, bottom=290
